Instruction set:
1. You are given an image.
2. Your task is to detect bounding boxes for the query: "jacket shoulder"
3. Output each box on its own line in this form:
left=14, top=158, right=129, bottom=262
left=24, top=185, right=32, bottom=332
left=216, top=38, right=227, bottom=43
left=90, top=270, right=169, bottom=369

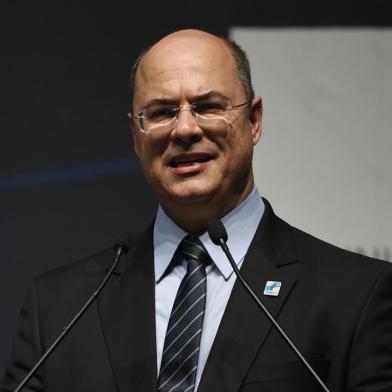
left=291, top=225, right=391, bottom=276
left=36, top=246, right=115, bottom=287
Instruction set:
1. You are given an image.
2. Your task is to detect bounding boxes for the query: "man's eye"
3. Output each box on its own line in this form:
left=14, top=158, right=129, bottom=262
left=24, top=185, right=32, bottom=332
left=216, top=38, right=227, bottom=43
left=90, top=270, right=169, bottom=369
left=146, top=107, right=175, bottom=121
left=195, top=102, right=225, bottom=115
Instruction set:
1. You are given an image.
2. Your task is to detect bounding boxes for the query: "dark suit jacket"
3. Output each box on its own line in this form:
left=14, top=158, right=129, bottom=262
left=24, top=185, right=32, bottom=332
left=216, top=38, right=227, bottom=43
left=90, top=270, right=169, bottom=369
left=2, top=200, right=392, bottom=392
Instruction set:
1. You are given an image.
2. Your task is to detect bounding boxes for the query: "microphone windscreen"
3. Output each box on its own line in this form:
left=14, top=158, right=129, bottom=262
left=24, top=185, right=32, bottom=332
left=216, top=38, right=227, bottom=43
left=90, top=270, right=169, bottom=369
left=207, top=219, right=228, bottom=244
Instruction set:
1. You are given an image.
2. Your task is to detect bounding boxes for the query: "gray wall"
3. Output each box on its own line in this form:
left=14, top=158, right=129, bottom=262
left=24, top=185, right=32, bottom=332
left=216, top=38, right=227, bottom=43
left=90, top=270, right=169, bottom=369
left=232, top=28, right=392, bottom=259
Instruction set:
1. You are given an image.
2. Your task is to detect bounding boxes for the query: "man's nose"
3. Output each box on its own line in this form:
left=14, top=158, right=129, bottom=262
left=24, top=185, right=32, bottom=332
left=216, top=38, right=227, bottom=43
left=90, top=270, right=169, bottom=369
left=172, top=106, right=203, bottom=142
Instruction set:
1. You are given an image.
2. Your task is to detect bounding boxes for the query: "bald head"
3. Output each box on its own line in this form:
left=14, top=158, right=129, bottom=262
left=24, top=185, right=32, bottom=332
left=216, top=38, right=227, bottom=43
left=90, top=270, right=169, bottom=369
left=129, top=29, right=254, bottom=112
left=148, top=29, right=225, bottom=53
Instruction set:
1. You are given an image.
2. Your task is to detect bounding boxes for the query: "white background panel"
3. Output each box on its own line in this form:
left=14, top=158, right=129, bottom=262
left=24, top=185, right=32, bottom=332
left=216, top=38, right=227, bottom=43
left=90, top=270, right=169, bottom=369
left=230, top=28, right=392, bottom=260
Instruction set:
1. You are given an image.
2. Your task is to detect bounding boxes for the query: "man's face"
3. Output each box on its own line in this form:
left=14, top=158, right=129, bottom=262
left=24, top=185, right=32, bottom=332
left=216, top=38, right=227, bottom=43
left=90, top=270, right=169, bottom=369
left=131, top=31, right=261, bottom=214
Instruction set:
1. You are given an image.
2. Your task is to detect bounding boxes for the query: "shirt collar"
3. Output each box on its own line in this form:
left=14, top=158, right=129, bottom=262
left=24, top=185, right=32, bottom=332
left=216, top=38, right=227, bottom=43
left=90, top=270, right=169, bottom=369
left=153, top=188, right=265, bottom=282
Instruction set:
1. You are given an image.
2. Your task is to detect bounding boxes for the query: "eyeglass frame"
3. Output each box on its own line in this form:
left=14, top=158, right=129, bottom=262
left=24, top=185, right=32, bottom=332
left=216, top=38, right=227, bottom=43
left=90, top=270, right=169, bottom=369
left=128, top=100, right=251, bottom=134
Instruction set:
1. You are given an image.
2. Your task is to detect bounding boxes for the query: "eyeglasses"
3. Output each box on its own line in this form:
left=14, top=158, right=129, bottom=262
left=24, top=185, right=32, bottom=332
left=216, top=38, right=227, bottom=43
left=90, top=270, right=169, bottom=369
left=128, top=100, right=250, bottom=134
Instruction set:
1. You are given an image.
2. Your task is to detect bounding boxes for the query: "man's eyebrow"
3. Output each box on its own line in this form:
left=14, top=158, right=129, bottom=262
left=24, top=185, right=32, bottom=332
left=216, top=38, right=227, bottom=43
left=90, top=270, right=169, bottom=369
left=139, top=91, right=231, bottom=111
left=141, top=98, right=178, bottom=109
left=192, top=91, right=230, bottom=102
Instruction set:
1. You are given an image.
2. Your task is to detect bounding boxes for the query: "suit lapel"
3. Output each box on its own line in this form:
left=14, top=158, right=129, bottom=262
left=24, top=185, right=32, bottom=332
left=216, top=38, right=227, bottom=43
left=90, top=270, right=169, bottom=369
left=198, top=200, right=299, bottom=392
left=97, top=225, right=157, bottom=392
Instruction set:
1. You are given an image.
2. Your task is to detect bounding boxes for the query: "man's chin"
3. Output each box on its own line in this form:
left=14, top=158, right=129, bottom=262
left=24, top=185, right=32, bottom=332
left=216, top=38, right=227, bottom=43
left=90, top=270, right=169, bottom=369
left=165, top=187, right=217, bottom=206
left=173, top=193, right=213, bottom=206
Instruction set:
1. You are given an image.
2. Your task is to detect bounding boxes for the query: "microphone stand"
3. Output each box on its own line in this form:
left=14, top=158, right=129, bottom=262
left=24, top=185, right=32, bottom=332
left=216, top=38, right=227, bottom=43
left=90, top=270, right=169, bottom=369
left=14, top=244, right=128, bottom=392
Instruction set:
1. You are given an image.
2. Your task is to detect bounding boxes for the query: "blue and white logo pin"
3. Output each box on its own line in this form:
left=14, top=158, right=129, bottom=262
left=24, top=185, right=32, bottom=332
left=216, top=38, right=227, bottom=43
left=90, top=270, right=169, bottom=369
left=264, top=281, right=282, bottom=296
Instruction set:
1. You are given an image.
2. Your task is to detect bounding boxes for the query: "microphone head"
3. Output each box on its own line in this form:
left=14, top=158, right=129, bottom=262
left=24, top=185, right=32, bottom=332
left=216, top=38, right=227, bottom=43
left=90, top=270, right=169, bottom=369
left=114, top=234, right=132, bottom=254
left=207, top=219, right=228, bottom=245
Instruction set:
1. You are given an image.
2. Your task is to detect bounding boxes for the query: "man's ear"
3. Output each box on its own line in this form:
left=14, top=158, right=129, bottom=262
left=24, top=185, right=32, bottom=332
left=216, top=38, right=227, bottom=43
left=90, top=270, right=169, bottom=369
left=249, top=96, right=262, bottom=145
left=129, top=115, right=140, bottom=156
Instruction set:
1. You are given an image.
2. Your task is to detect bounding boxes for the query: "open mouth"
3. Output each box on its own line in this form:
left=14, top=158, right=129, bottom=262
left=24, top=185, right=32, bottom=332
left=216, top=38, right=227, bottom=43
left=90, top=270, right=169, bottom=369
left=170, top=154, right=212, bottom=168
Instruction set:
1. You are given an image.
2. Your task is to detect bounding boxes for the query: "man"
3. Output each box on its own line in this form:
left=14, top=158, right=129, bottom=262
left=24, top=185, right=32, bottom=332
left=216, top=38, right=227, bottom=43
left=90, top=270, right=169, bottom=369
left=1, top=29, right=392, bottom=392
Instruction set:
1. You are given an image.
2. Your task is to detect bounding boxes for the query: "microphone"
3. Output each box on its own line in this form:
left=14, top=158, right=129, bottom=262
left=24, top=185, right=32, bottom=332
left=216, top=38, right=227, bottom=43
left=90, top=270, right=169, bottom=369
left=207, top=219, right=330, bottom=392
left=13, top=237, right=132, bottom=392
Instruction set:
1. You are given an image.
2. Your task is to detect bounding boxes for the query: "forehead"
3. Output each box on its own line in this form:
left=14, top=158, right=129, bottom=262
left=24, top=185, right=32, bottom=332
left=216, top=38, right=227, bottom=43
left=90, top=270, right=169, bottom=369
left=133, top=34, right=243, bottom=107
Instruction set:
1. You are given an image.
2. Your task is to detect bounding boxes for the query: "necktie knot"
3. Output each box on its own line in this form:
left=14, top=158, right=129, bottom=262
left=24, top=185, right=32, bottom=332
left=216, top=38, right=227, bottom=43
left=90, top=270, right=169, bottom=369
left=179, top=235, right=211, bottom=266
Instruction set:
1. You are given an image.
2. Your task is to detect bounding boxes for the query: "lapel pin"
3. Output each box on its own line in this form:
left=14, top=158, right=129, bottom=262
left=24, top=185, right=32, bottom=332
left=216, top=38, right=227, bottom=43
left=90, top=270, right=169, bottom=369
left=264, top=281, right=282, bottom=296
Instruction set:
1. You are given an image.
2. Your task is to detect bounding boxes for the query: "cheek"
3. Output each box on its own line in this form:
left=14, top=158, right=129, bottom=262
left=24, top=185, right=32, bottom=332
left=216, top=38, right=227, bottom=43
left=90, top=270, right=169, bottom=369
left=222, top=130, right=254, bottom=175
left=227, top=126, right=253, bottom=156
left=135, top=135, right=169, bottom=179
left=135, top=132, right=166, bottom=159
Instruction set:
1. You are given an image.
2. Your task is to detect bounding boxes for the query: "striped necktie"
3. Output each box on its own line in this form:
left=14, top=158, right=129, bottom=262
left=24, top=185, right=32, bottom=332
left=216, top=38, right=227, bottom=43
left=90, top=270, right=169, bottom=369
left=157, top=235, right=210, bottom=392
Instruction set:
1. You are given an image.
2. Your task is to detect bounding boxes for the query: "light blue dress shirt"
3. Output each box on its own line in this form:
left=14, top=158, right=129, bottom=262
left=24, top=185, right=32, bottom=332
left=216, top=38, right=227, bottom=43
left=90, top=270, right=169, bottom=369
left=153, top=188, right=264, bottom=390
